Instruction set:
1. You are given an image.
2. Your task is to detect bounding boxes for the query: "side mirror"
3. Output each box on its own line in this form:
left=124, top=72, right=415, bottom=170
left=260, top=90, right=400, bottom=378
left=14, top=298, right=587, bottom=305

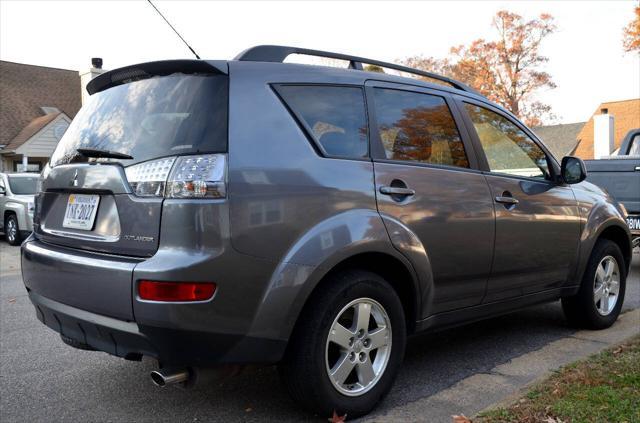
left=561, top=156, right=587, bottom=184
left=0, top=187, right=5, bottom=196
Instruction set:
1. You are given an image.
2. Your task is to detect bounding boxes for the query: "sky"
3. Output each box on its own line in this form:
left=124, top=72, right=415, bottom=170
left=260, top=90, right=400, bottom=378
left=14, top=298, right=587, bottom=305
left=1, top=0, right=638, bottom=124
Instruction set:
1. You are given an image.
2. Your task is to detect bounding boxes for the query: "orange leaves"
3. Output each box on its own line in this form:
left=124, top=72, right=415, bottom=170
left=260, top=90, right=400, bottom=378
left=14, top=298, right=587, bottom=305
left=622, top=6, right=640, bottom=53
left=402, top=10, right=557, bottom=126
left=328, top=410, right=347, bottom=422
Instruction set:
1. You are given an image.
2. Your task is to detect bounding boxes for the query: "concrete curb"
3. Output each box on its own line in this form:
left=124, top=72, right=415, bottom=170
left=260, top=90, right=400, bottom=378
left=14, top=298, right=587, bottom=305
left=365, top=308, right=640, bottom=423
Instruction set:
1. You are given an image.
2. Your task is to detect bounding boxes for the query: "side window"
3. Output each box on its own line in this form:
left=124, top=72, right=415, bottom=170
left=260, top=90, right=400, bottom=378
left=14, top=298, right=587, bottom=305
left=464, top=103, right=550, bottom=179
left=276, top=85, right=368, bottom=159
left=629, top=134, right=640, bottom=156
left=372, top=88, right=470, bottom=168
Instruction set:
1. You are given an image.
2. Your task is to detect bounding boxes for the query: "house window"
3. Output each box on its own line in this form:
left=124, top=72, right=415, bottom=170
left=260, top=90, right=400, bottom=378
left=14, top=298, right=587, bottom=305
left=13, top=161, right=42, bottom=172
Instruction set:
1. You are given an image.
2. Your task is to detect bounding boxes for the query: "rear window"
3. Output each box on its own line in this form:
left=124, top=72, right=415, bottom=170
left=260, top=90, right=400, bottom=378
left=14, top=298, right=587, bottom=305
left=50, top=74, right=228, bottom=166
left=275, top=85, right=368, bottom=159
left=8, top=176, right=38, bottom=195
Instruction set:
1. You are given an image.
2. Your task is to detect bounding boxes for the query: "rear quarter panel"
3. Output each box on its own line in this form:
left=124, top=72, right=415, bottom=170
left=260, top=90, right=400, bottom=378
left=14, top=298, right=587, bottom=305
left=227, top=62, right=380, bottom=263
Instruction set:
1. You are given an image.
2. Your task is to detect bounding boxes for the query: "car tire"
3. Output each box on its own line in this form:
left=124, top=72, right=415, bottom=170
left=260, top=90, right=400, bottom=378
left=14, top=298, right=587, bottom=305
left=561, top=239, right=626, bottom=330
left=5, top=214, right=21, bottom=246
left=278, top=269, right=406, bottom=419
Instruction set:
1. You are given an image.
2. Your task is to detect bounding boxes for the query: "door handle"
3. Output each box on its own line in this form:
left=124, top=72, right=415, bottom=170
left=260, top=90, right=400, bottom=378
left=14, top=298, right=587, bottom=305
left=379, top=186, right=416, bottom=196
left=495, top=191, right=519, bottom=207
left=495, top=196, right=519, bottom=205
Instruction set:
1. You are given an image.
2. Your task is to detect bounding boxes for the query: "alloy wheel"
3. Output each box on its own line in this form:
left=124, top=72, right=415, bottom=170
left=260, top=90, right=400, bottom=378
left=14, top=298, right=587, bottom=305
left=593, top=255, right=620, bottom=316
left=6, top=218, right=16, bottom=243
left=325, top=298, right=392, bottom=396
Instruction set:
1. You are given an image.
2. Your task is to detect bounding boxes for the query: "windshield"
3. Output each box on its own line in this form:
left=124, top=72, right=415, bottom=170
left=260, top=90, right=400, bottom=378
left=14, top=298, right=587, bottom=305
left=8, top=176, right=38, bottom=194
left=50, top=73, right=228, bottom=167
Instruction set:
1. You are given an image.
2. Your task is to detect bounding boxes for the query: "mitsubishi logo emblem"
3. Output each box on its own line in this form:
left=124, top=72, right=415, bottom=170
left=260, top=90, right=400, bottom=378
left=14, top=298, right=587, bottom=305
left=71, top=170, right=78, bottom=187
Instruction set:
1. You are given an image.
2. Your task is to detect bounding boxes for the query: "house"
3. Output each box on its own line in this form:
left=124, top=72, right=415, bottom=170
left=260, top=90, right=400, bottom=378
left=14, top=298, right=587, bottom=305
left=532, top=122, right=585, bottom=159
left=533, top=98, right=640, bottom=160
left=0, top=59, right=103, bottom=172
left=573, top=99, right=640, bottom=159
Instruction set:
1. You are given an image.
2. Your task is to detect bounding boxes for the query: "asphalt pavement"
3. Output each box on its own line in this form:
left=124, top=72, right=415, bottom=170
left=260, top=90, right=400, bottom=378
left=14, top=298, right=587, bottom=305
left=1, top=242, right=638, bottom=422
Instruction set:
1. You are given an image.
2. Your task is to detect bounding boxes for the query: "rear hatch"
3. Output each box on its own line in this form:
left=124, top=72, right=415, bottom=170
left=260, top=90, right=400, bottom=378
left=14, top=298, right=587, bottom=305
left=33, top=59, right=228, bottom=259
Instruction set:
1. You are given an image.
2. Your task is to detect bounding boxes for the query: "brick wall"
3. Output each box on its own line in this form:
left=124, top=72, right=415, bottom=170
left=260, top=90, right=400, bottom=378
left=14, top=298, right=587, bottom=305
left=574, top=99, right=640, bottom=159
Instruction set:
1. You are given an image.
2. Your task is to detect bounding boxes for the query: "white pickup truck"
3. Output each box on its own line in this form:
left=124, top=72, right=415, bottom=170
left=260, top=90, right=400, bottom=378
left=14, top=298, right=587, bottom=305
left=585, top=128, right=640, bottom=249
left=0, top=172, right=38, bottom=245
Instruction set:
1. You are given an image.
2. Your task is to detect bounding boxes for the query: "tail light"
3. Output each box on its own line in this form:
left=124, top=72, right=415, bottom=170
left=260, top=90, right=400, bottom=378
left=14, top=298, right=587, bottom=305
left=138, top=280, right=216, bottom=302
left=125, top=154, right=226, bottom=199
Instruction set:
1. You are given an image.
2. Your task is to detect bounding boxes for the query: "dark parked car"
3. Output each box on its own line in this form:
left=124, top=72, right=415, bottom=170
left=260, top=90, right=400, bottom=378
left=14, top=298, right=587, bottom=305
left=585, top=128, right=640, bottom=249
left=22, top=46, right=632, bottom=418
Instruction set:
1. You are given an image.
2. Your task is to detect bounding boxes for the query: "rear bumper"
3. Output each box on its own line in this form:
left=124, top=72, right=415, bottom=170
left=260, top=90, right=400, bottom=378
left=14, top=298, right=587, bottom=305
left=21, top=237, right=287, bottom=366
left=28, top=290, right=285, bottom=366
left=30, top=291, right=155, bottom=360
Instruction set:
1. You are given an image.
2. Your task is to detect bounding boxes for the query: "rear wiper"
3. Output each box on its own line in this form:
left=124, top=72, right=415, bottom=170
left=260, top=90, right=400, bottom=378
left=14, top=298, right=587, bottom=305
left=76, top=148, right=133, bottom=160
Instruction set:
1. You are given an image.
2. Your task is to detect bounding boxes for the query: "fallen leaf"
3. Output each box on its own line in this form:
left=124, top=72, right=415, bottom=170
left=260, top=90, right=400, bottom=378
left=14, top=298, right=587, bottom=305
left=245, top=407, right=252, bottom=413
left=452, top=415, right=472, bottom=423
left=8, top=298, right=15, bottom=303
left=329, top=410, right=347, bottom=423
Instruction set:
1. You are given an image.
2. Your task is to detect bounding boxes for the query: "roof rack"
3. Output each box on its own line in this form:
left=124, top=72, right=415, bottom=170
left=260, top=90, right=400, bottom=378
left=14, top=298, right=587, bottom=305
left=234, top=45, right=479, bottom=95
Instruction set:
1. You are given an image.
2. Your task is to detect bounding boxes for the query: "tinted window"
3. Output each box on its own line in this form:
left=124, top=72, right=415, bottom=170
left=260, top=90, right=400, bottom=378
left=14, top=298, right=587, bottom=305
left=8, top=176, right=38, bottom=194
left=372, top=89, right=469, bottom=168
left=277, top=85, right=368, bottom=159
left=464, top=104, right=550, bottom=179
left=50, top=74, right=228, bottom=167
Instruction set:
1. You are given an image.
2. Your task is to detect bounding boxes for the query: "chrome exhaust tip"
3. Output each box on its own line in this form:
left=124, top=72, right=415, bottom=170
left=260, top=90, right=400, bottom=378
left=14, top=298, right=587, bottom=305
left=150, top=368, right=190, bottom=387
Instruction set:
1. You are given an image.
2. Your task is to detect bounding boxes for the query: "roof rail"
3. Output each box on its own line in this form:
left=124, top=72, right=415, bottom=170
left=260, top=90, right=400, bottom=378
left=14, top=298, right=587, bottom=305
left=234, top=45, right=479, bottom=95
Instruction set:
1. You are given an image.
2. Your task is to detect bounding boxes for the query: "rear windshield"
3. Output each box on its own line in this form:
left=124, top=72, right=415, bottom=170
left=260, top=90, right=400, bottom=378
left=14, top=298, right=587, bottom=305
left=8, top=176, right=38, bottom=194
left=50, top=73, right=228, bottom=166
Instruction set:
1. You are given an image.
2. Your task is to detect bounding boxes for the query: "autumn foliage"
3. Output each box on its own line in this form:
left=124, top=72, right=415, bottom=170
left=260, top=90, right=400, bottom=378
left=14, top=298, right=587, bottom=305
left=622, top=6, right=640, bottom=53
left=403, top=11, right=556, bottom=127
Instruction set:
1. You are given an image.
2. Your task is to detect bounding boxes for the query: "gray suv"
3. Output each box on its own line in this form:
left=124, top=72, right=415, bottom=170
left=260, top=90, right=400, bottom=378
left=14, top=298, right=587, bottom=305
left=22, top=46, right=632, bottom=418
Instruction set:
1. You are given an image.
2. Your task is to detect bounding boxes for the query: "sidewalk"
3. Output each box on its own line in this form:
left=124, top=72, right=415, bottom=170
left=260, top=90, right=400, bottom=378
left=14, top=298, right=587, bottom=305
left=366, top=308, right=640, bottom=423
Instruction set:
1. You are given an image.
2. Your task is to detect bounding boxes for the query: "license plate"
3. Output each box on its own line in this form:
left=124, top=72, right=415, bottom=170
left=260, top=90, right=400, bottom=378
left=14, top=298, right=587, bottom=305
left=627, top=215, right=640, bottom=233
left=63, top=194, right=100, bottom=230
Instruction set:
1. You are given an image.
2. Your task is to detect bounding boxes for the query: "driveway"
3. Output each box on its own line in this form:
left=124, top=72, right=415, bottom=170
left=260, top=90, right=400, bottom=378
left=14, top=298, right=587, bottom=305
left=1, top=242, right=638, bottom=422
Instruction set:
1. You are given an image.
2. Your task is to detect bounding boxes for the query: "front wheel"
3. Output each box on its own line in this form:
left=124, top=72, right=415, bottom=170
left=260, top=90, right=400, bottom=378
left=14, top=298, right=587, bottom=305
left=562, top=239, right=626, bottom=329
left=279, top=270, right=406, bottom=419
left=5, top=214, right=21, bottom=246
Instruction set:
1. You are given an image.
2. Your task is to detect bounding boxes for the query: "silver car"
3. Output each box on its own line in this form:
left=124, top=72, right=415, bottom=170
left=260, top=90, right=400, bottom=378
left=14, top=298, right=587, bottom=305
left=0, top=172, right=37, bottom=245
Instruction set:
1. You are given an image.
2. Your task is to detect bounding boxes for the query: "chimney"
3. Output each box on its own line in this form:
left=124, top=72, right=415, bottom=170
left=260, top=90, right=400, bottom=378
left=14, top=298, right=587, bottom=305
left=79, top=58, right=106, bottom=105
left=593, top=111, right=615, bottom=159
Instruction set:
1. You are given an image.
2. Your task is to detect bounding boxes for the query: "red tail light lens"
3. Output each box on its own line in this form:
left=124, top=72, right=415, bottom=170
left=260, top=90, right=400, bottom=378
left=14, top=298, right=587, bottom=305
left=138, top=281, right=216, bottom=302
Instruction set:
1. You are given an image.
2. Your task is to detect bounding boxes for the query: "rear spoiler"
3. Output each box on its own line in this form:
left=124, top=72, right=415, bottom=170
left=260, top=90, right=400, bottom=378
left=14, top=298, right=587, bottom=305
left=86, top=60, right=228, bottom=95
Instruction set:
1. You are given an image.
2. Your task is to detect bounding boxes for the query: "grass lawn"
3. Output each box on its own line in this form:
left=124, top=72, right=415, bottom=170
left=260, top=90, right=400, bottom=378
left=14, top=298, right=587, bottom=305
left=477, top=336, right=640, bottom=423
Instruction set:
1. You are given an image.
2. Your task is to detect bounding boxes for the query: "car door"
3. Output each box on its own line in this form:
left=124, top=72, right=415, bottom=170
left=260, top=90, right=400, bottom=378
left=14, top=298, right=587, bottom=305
left=456, top=97, right=581, bottom=302
left=366, top=81, right=495, bottom=315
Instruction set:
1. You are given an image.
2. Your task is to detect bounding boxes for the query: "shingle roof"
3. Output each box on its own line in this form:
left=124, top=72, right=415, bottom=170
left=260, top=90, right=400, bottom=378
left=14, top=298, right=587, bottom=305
left=3, top=112, right=62, bottom=151
left=532, top=122, right=585, bottom=159
left=0, top=61, right=81, bottom=147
